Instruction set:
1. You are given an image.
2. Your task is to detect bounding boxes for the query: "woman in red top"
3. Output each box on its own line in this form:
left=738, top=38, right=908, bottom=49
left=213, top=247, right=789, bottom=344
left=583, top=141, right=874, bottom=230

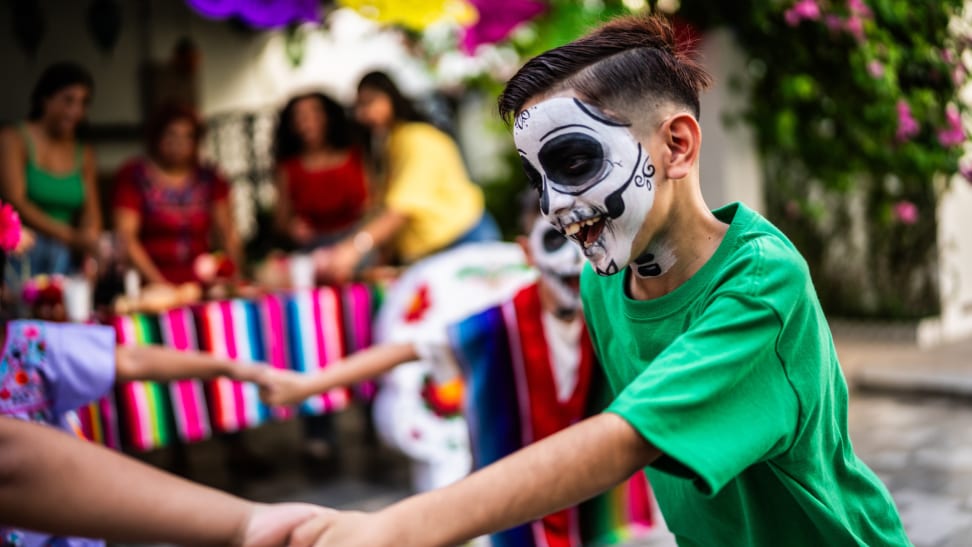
left=113, top=104, right=242, bottom=285
left=273, top=92, right=368, bottom=250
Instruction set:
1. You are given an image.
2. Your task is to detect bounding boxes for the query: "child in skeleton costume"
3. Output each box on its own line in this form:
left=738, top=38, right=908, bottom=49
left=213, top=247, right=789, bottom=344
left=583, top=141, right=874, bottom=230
left=264, top=241, right=537, bottom=492
left=284, top=14, right=910, bottom=547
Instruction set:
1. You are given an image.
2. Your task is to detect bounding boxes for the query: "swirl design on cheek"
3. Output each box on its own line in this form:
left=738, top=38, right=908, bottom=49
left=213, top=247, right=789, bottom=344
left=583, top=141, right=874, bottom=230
left=515, top=109, right=532, bottom=131
left=634, top=157, right=655, bottom=190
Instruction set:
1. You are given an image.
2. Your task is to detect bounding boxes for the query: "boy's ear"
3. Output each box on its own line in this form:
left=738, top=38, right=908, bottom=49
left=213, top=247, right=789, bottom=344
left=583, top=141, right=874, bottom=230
left=516, top=235, right=535, bottom=267
left=662, top=113, right=701, bottom=181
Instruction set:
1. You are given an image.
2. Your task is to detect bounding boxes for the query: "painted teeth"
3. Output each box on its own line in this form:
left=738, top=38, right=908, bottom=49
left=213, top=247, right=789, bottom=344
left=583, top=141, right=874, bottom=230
left=563, top=216, right=601, bottom=238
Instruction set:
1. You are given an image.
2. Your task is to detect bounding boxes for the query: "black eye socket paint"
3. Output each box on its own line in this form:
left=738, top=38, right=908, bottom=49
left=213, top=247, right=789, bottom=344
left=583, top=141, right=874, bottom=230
left=520, top=155, right=543, bottom=192
left=542, top=228, right=568, bottom=252
left=538, top=133, right=605, bottom=188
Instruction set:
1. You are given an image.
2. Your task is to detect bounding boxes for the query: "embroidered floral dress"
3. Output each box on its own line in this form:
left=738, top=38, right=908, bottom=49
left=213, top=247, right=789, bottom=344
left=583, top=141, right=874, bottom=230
left=0, top=320, right=116, bottom=547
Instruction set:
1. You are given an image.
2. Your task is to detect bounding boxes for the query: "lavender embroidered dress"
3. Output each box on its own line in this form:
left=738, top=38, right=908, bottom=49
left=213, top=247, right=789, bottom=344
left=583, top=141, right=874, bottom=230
left=0, top=320, right=116, bottom=547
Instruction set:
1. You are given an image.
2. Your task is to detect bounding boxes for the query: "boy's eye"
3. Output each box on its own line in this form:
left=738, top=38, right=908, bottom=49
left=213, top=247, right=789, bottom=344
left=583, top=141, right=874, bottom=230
left=538, top=133, right=604, bottom=187
left=521, top=156, right=543, bottom=192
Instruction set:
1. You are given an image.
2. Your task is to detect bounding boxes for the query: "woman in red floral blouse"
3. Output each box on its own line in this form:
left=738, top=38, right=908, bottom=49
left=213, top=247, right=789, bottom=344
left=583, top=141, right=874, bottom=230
left=113, top=104, right=242, bottom=285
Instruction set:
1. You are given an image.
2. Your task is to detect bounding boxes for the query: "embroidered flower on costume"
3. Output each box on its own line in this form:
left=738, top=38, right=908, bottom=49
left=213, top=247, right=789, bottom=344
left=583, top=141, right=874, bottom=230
left=0, top=202, right=22, bottom=253
left=404, top=284, right=432, bottom=323
left=420, top=373, right=464, bottom=418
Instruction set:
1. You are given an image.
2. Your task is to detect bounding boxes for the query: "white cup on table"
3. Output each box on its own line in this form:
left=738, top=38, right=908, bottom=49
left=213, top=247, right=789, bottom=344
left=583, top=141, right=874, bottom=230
left=288, top=253, right=315, bottom=290
left=63, top=275, right=92, bottom=323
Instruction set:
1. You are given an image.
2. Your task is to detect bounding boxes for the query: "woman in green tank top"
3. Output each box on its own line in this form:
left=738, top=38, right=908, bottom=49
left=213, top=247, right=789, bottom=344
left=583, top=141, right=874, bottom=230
left=0, top=62, right=102, bottom=276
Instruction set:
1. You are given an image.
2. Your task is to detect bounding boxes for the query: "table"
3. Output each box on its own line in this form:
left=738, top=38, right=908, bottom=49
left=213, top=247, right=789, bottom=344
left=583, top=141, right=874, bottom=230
left=75, top=284, right=380, bottom=451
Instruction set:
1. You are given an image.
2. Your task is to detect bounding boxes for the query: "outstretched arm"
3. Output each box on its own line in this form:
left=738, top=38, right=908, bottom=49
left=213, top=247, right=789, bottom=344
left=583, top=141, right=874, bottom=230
left=289, top=412, right=660, bottom=547
left=259, top=342, right=417, bottom=406
left=115, top=345, right=266, bottom=384
left=0, top=417, right=321, bottom=546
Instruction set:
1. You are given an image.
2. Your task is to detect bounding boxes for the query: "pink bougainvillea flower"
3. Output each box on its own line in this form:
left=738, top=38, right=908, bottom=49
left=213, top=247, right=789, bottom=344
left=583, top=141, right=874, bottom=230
left=895, top=100, right=920, bottom=142
left=784, top=0, right=821, bottom=26
left=845, top=15, right=865, bottom=41
left=460, top=0, right=546, bottom=54
left=867, top=60, right=884, bottom=78
left=825, top=14, right=844, bottom=32
left=959, top=159, right=972, bottom=183
left=893, top=201, right=919, bottom=225
left=0, top=203, right=22, bottom=253
left=847, top=0, right=872, bottom=17
left=937, top=104, right=965, bottom=147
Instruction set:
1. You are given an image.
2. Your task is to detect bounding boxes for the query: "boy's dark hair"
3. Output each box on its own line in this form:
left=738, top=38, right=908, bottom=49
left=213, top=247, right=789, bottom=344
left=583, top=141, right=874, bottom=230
left=29, top=62, right=95, bottom=120
left=498, top=15, right=711, bottom=126
left=274, top=92, right=355, bottom=163
left=357, top=71, right=427, bottom=124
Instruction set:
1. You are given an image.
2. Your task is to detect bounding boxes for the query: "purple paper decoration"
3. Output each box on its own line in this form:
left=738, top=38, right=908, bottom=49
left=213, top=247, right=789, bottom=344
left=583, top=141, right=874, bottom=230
left=186, top=0, right=320, bottom=29
left=461, top=0, right=546, bottom=54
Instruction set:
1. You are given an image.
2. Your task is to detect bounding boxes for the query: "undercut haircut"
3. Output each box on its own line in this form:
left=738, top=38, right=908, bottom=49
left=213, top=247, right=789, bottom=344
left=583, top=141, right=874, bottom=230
left=498, top=15, right=711, bottom=128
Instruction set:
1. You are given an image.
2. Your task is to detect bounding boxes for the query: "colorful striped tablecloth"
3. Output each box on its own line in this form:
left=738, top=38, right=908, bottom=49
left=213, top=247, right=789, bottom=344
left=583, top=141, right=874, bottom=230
left=78, top=284, right=379, bottom=452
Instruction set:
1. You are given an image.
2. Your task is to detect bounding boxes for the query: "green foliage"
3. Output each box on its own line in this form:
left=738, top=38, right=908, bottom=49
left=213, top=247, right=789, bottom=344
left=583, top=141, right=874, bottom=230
left=676, top=0, right=969, bottom=318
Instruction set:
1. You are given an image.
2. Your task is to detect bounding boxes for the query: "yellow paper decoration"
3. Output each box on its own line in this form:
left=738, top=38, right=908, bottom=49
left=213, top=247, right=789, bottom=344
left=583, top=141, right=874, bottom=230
left=340, top=0, right=478, bottom=31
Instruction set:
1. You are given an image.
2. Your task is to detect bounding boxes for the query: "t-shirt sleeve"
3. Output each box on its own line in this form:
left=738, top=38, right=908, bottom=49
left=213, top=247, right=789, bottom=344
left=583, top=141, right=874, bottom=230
left=45, top=323, right=117, bottom=415
left=607, top=290, right=800, bottom=497
left=384, top=126, right=442, bottom=217
left=113, top=162, right=144, bottom=212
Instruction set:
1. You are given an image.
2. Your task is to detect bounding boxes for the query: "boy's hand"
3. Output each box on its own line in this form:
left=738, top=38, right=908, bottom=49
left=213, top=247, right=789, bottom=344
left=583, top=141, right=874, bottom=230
left=288, top=510, right=394, bottom=547
left=257, top=368, right=310, bottom=407
left=238, top=503, right=326, bottom=547
left=230, top=362, right=271, bottom=384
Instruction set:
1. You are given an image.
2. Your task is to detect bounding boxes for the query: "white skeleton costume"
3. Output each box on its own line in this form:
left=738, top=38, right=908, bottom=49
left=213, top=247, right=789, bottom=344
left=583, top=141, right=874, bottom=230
left=372, top=242, right=535, bottom=491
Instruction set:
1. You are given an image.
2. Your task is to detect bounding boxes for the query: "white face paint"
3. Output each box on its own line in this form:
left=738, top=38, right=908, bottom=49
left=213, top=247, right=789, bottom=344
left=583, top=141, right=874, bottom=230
left=631, top=241, right=677, bottom=279
left=528, top=217, right=584, bottom=314
left=514, top=96, right=656, bottom=276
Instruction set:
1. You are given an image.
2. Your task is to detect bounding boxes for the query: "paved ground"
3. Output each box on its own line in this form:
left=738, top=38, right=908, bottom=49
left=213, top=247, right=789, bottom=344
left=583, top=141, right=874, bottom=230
left=115, top=330, right=972, bottom=546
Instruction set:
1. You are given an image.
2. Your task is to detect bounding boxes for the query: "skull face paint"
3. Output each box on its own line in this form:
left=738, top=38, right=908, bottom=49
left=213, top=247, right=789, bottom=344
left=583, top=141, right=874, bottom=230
left=514, top=97, right=656, bottom=276
left=528, top=217, right=584, bottom=315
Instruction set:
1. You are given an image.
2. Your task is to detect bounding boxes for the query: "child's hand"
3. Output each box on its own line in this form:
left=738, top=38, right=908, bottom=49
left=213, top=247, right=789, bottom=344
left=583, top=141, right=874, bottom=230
left=231, top=362, right=272, bottom=384
left=287, top=509, right=394, bottom=547
left=256, top=368, right=310, bottom=407
left=238, top=502, right=327, bottom=547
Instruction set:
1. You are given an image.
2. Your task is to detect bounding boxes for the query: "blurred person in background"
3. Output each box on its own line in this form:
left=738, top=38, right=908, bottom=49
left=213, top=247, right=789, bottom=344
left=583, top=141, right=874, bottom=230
left=273, top=92, right=369, bottom=253
left=113, top=103, right=242, bottom=287
left=0, top=62, right=102, bottom=276
left=316, top=71, right=499, bottom=283
left=272, top=91, right=370, bottom=467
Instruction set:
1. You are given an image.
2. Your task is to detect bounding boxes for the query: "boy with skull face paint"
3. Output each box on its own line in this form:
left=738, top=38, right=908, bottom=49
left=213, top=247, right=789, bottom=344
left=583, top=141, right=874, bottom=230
left=284, top=14, right=909, bottom=547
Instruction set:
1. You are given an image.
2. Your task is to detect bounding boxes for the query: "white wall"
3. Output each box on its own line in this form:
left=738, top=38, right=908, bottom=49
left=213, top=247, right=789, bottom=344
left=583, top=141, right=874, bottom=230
left=698, top=29, right=765, bottom=214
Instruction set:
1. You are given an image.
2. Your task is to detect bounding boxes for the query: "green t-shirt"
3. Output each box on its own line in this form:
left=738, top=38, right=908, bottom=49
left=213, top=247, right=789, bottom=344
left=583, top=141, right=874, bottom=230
left=581, top=203, right=910, bottom=546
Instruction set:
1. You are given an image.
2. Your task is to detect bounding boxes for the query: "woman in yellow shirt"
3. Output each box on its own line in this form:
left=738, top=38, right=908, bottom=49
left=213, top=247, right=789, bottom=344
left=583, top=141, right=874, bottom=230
left=316, top=71, right=498, bottom=283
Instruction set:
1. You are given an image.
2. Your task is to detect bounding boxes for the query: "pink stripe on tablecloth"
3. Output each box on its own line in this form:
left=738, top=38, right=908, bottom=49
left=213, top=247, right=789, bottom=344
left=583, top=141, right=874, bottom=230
left=163, top=309, right=208, bottom=442
left=261, top=294, right=295, bottom=420
left=218, top=301, right=248, bottom=429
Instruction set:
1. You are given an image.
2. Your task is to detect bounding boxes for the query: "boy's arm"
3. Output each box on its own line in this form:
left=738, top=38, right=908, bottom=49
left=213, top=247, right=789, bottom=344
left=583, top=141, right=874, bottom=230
left=0, top=417, right=321, bottom=546
left=114, top=345, right=266, bottom=384
left=259, top=342, right=418, bottom=406
left=289, top=412, right=660, bottom=547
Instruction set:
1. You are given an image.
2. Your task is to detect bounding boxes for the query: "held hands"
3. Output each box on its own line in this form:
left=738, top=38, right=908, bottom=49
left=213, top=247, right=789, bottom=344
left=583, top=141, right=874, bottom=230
left=238, top=503, right=329, bottom=547
left=287, top=509, right=395, bottom=547
left=255, top=368, right=313, bottom=407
